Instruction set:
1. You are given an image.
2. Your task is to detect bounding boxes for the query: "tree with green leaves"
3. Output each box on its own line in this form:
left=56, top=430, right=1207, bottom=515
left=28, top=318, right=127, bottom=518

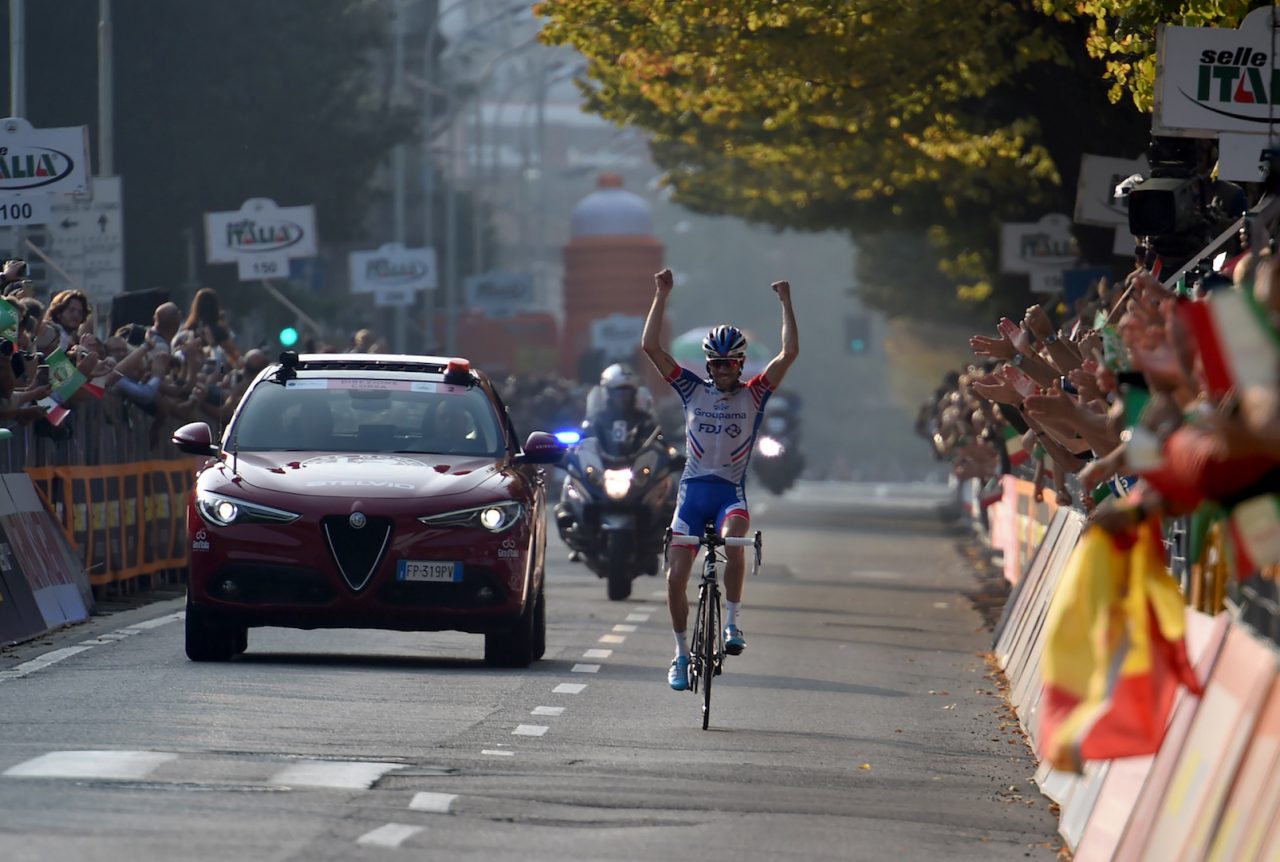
left=535, top=1, right=1252, bottom=322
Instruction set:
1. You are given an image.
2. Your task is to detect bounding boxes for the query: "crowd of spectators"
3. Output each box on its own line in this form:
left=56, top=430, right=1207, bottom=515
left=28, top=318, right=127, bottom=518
left=918, top=233, right=1280, bottom=555
left=0, top=262, right=611, bottom=449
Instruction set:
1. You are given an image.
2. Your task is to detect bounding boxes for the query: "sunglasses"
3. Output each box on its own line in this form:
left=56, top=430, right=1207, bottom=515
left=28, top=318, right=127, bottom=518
left=707, top=359, right=741, bottom=369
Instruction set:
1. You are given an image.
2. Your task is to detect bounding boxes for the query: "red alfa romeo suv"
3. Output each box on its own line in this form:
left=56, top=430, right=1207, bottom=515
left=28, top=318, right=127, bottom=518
left=172, top=352, right=564, bottom=667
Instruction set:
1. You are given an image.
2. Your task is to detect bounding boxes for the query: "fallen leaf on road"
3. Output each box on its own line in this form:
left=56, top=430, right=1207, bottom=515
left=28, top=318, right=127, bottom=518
left=859, top=763, right=871, bottom=770
left=943, top=703, right=957, bottom=710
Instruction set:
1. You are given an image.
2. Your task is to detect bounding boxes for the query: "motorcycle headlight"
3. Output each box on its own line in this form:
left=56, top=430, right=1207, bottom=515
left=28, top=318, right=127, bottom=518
left=757, top=436, right=785, bottom=458
left=603, top=468, right=633, bottom=500
left=419, top=500, right=523, bottom=533
left=196, top=489, right=301, bottom=527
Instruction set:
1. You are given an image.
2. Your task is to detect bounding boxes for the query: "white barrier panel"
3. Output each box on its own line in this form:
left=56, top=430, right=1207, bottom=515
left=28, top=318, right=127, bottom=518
left=993, top=506, right=1070, bottom=663
left=1009, top=512, right=1087, bottom=742
left=1207, top=675, right=1280, bottom=861
left=1131, top=626, right=1278, bottom=862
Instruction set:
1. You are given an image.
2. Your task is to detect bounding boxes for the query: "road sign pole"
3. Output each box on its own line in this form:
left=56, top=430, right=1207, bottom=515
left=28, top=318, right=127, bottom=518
left=260, top=280, right=324, bottom=337
left=10, top=0, right=25, bottom=118
left=98, top=0, right=114, bottom=177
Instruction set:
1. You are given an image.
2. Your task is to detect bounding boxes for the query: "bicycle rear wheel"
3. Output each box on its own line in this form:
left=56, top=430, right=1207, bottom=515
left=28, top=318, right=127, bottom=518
left=701, top=584, right=720, bottom=730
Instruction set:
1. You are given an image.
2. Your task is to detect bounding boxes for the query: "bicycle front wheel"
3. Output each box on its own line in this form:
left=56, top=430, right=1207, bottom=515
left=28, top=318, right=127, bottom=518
left=701, top=585, right=720, bottom=730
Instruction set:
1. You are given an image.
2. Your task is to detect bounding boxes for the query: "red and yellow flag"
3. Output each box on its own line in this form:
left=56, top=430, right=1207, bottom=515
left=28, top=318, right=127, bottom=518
left=1039, top=519, right=1200, bottom=772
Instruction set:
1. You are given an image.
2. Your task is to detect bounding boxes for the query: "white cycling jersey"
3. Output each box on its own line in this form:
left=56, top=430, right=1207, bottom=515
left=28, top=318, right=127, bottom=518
left=664, top=366, right=774, bottom=487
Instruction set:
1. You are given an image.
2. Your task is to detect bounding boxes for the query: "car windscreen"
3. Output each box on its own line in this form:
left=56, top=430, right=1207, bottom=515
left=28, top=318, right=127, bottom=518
left=230, top=378, right=505, bottom=456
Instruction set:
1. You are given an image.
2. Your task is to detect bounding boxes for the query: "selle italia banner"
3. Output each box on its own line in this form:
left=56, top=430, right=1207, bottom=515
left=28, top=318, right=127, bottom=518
left=1155, top=6, right=1280, bottom=137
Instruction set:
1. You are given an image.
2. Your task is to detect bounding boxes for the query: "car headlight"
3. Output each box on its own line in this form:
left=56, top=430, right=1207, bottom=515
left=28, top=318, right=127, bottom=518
left=419, top=500, right=523, bottom=533
left=196, top=489, right=301, bottom=527
left=757, top=436, right=785, bottom=458
left=603, top=468, right=633, bottom=500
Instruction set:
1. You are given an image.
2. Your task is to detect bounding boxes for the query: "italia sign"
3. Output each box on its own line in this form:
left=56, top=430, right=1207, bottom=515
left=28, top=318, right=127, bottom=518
left=348, top=242, right=437, bottom=307
left=204, top=198, right=317, bottom=281
left=1000, top=214, right=1079, bottom=294
left=0, top=118, right=91, bottom=195
left=1155, top=7, right=1280, bottom=136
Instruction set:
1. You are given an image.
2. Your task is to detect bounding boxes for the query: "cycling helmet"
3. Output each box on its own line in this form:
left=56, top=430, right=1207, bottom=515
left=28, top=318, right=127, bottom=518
left=703, top=325, right=747, bottom=360
left=600, top=363, right=638, bottom=390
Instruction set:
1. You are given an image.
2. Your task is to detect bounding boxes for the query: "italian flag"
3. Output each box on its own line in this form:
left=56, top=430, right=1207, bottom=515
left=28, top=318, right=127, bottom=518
left=978, top=476, right=1003, bottom=509
left=35, top=396, right=69, bottom=426
left=1181, top=289, right=1280, bottom=400
left=1001, top=425, right=1030, bottom=467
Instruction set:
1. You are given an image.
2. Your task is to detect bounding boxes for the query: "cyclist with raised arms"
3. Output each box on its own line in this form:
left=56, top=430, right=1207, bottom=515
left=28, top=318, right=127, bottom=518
left=642, top=268, right=799, bottom=691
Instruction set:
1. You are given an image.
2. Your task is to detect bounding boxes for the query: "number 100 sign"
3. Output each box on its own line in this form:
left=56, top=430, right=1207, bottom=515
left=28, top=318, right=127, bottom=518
left=0, top=193, right=52, bottom=226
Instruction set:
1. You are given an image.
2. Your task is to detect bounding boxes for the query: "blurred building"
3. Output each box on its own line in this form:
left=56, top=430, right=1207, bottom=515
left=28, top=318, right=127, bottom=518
left=559, top=173, right=663, bottom=381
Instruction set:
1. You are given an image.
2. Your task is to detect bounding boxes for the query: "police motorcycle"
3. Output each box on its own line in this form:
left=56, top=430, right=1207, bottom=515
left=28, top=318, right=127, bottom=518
left=554, top=366, right=682, bottom=601
left=751, top=395, right=805, bottom=495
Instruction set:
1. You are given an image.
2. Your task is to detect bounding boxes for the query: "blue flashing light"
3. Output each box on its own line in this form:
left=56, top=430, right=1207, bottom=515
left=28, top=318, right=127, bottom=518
left=554, top=430, right=582, bottom=445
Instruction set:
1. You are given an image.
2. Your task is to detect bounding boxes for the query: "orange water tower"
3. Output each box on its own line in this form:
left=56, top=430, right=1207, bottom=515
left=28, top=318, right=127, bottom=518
left=560, top=173, right=665, bottom=381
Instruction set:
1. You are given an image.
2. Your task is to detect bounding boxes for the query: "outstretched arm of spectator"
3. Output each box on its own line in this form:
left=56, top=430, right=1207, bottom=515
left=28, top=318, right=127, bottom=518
left=1023, top=304, right=1082, bottom=372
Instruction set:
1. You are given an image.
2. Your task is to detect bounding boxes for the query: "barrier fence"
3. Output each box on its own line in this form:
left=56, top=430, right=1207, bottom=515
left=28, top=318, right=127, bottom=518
left=971, top=477, right=1280, bottom=860
left=0, top=395, right=194, bottom=646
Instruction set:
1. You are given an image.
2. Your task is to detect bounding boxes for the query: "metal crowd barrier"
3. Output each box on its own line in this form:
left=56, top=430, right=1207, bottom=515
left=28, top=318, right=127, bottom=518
left=5, top=394, right=194, bottom=597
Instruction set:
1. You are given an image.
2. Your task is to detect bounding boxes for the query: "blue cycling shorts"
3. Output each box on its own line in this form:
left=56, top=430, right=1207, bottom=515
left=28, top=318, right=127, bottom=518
left=671, top=477, right=749, bottom=538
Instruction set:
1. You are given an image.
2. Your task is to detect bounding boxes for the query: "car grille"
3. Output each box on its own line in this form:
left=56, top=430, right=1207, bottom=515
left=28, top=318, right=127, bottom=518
left=322, top=515, right=393, bottom=592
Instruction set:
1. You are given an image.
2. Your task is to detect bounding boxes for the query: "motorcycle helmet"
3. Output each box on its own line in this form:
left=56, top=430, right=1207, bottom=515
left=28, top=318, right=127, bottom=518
left=600, top=363, right=638, bottom=390
left=702, top=325, right=747, bottom=361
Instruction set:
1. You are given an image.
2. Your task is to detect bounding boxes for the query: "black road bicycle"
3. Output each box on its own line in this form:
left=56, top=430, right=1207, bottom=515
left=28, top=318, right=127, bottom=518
left=665, top=524, right=763, bottom=729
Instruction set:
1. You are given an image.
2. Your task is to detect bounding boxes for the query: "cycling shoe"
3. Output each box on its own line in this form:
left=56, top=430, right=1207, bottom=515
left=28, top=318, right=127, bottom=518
left=668, top=655, right=690, bottom=691
left=723, top=625, right=746, bottom=656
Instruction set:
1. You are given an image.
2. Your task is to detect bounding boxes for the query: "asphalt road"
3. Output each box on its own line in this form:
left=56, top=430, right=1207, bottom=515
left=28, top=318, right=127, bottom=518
left=0, top=480, right=1059, bottom=861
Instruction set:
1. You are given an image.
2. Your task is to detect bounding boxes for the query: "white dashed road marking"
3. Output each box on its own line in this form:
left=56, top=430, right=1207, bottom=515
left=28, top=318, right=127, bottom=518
left=582, top=649, right=612, bottom=659
left=612, top=624, right=637, bottom=632
left=481, top=749, right=515, bottom=757
left=409, top=792, right=457, bottom=813
left=4, top=750, right=177, bottom=780
left=531, top=706, right=564, bottom=716
left=513, top=725, right=548, bottom=737
left=553, top=683, right=586, bottom=694
left=625, top=613, right=650, bottom=623
left=571, top=664, right=600, bottom=674
left=356, top=824, right=423, bottom=848
left=0, top=612, right=184, bottom=683
left=599, top=634, right=626, bottom=644
left=269, top=760, right=405, bottom=789
left=634, top=606, right=658, bottom=613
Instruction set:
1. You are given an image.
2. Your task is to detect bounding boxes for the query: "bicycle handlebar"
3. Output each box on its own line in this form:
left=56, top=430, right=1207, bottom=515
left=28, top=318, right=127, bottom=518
left=668, top=534, right=756, bottom=547
left=664, top=528, right=763, bottom=571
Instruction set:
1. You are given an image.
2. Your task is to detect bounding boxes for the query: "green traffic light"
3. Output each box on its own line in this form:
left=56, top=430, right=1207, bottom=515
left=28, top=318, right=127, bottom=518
left=279, top=326, right=300, bottom=347
left=849, top=338, right=866, bottom=353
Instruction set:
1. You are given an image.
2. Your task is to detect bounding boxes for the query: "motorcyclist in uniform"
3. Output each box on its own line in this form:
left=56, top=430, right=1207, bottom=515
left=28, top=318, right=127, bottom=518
left=581, top=363, right=660, bottom=454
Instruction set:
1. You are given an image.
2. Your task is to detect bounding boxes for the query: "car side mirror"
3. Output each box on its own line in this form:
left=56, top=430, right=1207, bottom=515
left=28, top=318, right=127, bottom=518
left=172, top=421, right=218, bottom=457
left=515, top=431, right=565, bottom=465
